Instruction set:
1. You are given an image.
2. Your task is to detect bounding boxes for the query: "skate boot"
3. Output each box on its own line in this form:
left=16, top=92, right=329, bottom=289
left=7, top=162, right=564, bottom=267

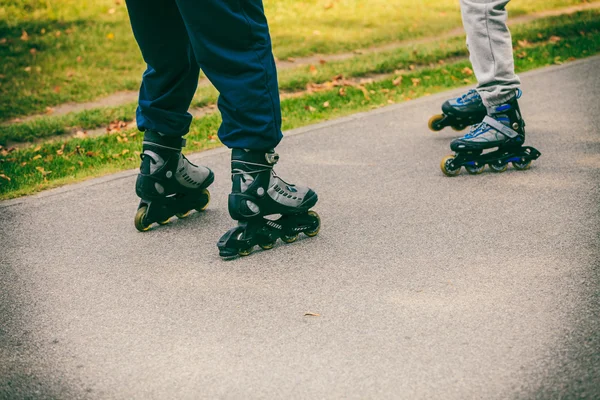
left=134, top=130, right=214, bottom=231
left=440, top=92, right=541, bottom=176
left=217, top=149, right=320, bottom=258
left=428, top=89, right=487, bottom=132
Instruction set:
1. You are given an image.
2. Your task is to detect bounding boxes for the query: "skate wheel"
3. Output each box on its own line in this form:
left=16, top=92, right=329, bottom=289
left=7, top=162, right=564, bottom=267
left=304, top=211, right=321, bottom=237
left=465, top=163, right=485, bottom=175
left=489, top=161, right=508, bottom=173
left=428, top=114, right=445, bottom=132
left=238, top=247, right=253, bottom=257
left=281, top=234, right=298, bottom=244
left=158, top=218, right=171, bottom=225
left=176, top=210, right=193, bottom=219
left=451, top=124, right=467, bottom=132
left=196, top=189, right=211, bottom=212
left=440, top=155, right=461, bottom=177
left=259, top=240, right=276, bottom=250
left=134, top=206, right=152, bottom=232
left=512, top=160, right=532, bottom=171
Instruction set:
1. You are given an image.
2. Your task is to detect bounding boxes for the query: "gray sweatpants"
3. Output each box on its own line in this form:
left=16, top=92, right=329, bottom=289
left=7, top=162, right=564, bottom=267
left=460, top=0, right=520, bottom=108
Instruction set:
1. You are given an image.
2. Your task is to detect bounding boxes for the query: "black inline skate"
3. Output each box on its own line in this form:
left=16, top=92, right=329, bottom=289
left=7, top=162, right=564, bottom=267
left=217, top=149, right=320, bottom=258
left=440, top=92, right=541, bottom=177
left=134, top=130, right=214, bottom=232
left=428, top=89, right=487, bottom=132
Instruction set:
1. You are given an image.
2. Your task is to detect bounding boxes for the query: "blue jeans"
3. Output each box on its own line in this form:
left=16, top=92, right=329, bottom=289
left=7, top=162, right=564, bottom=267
left=125, top=0, right=283, bottom=150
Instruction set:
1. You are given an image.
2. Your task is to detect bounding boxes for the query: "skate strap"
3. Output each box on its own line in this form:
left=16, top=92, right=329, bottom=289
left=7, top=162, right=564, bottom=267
left=482, top=116, right=519, bottom=139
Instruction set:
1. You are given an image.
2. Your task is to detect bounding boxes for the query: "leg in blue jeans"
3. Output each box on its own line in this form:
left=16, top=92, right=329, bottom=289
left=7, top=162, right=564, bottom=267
left=125, top=0, right=282, bottom=150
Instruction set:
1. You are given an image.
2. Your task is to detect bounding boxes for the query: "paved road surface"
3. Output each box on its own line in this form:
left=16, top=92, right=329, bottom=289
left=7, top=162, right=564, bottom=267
left=1, top=57, right=599, bottom=399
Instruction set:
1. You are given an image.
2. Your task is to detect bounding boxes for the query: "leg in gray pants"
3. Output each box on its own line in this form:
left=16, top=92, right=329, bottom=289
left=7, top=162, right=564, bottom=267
left=460, top=0, right=520, bottom=108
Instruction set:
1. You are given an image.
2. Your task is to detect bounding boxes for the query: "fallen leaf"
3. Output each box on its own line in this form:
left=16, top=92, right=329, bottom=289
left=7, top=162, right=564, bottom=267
left=34, top=145, right=41, bottom=152
left=106, top=32, right=115, bottom=40
left=309, top=65, right=318, bottom=76
left=0, top=38, right=7, bottom=44
left=45, top=107, right=54, bottom=114
left=32, top=154, right=42, bottom=160
left=304, top=105, right=316, bottom=112
left=78, top=161, right=84, bottom=167
left=35, top=166, right=51, bottom=176
left=322, top=101, right=330, bottom=108
left=462, top=67, right=473, bottom=76
left=409, top=65, right=416, bottom=71
left=338, top=87, right=346, bottom=96
left=319, top=59, right=327, bottom=65
left=411, top=78, right=421, bottom=87
left=76, top=56, right=83, bottom=63
left=24, top=66, right=32, bottom=72
left=108, top=8, right=116, bottom=14
left=358, top=86, right=370, bottom=100
left=29, top=48, right=37, bottom=55
left=20, top=30, right=29, bottom=41
left=549, top=36, right=561, bottom=43
left=75, top=130, right=87, bottom=138
left=286, top=57, right=295, bottom=62
left=53, top=86, right=61, bottom=93
left=21, top=162, right=27, bottom=166
left=85, top=151, right=96, bottom=157
left=304, top=312, right=321, bottom=317
left=392, top=76, right=403, bottom=86
left=121, top=149, right=130, bottom=155
left=517, top=39, right=531, bottom=48
left=0, top=174, right=10, bottom=181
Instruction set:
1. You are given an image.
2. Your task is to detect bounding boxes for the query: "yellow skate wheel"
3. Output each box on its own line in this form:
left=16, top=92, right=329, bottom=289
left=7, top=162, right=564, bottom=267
left=259, top=240, right=276, bottom=250
left=175, top=210, right=193, bottom=219
left=465, top=163, right=485, bottom=175
left=134, top=206, right=152, bottom=232
left=238, top=247, right=253, bottom=257
left=512, top=160, right=532, bottom=171
left=281, top=234, right=298, bottom=244
left=196, top=189, right=211, bottom=212
left=158, top=218, right=171, bottom=225
left=440, top=155, right=461, bottom=177
left=304, top=211, right=321, bottom=237
left=428, top=114, right=445, bottom=132
left=489, top=161, right=508, bottom=173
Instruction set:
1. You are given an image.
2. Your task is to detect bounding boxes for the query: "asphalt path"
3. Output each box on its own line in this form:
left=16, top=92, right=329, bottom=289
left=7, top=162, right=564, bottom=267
left=1, top=57, right=599, bottom=399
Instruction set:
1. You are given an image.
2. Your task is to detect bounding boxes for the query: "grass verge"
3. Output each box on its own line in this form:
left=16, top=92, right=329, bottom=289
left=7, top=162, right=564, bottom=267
left=0, top=0, right=595, bottom=120
left=3, top=9, right=599, bottom=146
left=1, top=14, right=599, bottom=200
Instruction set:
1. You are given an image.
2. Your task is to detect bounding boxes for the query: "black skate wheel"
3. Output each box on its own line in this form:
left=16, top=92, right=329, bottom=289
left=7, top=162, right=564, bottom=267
left=512, top=160, right=532, bottom=171
left=158, top=218, right=171, bottom=225
left=451, top=124, right=467, bottom=132
left=428, top=114, right=445, bottom=132
left=176, top=210, right=193, bottom=219
left=465, top=163, right=485, bottom=175
left=304, top=211, right=321, bottom=238
left=259, top=240, right=276, bottom=250
left=238, top=247, right=253, bottom=257
left=281, top=234, right=298, bottom=243
left=134, top=206, right=152, bottom=232
left=195, top=189, right=211, bottom=212
left=489, top=161, right=508, bottom=173
left=440, top=155, right=461, bottom=177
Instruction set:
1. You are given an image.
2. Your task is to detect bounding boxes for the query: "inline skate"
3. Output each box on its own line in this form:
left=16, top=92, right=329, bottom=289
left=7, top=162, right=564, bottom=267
left=134, top=130, right=214, bottom=232
left=440, top=92, right=541, bottom=177
left=217, top=149, right=320, bottom=258
left=428, top=89, right=487, bottom=132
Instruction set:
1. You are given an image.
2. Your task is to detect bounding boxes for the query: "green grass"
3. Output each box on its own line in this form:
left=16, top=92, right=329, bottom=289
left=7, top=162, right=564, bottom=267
left=0, top=0, right=596, bottom=120
left=1, top=16, right=598, bottom=200
left=3, top=9, right=598, bottom=147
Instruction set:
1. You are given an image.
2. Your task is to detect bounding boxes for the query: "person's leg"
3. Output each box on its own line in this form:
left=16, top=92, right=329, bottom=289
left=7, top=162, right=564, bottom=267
left=126, top=0, right=213, bottom=232
left=125, top=0, right=199, bottom=136
left=174, top=0, right=282, bottom=150
left=460, top=0, right=520, bottom=108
